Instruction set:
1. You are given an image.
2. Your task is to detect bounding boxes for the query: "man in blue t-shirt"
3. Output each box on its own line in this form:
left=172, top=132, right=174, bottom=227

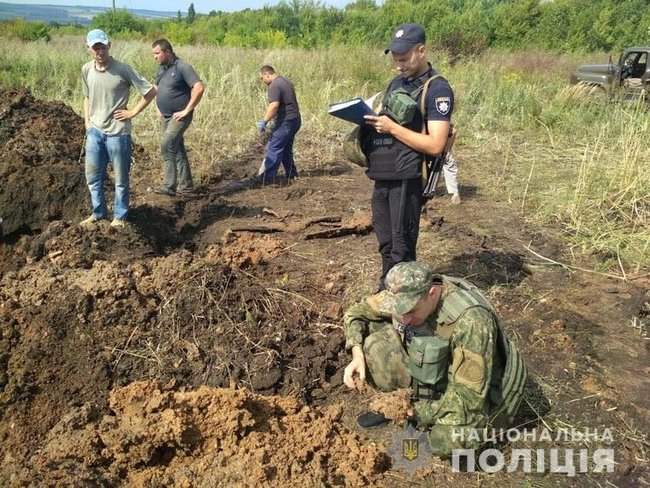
left=362, top=23, right=455, bottom=290
left=151, top=39, right=205, bottom=196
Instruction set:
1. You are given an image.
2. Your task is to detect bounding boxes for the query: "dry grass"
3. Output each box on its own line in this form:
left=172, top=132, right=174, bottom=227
left=1, top=36, right=648, bottom=270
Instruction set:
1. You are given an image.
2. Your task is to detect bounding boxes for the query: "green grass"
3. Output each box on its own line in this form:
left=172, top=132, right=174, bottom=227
left=456, top=51, right=649, bottom=272
left=1, top=37, right=648, bottom=272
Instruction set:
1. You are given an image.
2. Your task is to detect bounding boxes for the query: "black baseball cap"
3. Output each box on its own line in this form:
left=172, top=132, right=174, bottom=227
left=384, top=23, right=426, bottom=55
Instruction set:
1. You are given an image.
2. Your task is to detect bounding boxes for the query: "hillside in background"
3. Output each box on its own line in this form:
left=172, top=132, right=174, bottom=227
left=2, top=0, right=650, bottom=52
left=0, top=2, right=174, bottom=24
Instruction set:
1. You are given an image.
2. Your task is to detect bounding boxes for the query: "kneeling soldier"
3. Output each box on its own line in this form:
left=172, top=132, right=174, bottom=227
left=343, top=261, right=527, bottom=457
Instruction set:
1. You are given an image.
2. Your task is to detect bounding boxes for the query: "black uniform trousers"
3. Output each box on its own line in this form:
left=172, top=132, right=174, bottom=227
left=371, top=178, right=423, bottom=289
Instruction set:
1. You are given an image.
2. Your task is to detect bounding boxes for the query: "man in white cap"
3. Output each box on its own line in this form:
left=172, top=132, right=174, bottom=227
left=81, top=29, right=156, bottom=228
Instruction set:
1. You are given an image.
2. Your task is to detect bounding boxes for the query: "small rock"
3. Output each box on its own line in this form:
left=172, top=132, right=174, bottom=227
left=323, top=302, right=342, bottom=319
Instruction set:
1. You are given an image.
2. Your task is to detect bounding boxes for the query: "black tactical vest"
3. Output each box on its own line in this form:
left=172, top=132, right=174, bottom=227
left=362, top=67, right=435, bottom=181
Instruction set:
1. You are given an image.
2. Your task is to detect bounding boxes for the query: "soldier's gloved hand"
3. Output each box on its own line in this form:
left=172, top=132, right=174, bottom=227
left=256, top=120, right=267, bottom=133
left=343, top=345, right=366, bottom=389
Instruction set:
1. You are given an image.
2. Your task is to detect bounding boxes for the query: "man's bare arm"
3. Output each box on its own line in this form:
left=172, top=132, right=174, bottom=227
left=263, top=101, right=280, bottom=122
left=83, top=97, right=90, bottom=128
left=173, top=81, right=205, bottom=121
left=114, top=87, right=157, bottom=121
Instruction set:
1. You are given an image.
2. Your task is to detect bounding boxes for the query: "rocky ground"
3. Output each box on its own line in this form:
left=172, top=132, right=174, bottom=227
left=0, top=90, right=648, bottom=487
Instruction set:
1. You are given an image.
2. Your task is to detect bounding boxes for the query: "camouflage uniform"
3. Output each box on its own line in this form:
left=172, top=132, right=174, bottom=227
left=344, top=262, right=526, bottom=457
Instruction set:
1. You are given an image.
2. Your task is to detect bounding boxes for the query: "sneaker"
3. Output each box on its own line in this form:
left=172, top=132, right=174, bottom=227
left=450, top=193, right=461, bottom=205
left=152, top=186, right=175, bottom=196
left=110, top=218, right=128, bottom=228
left=79, top=215, right=103, bottom=226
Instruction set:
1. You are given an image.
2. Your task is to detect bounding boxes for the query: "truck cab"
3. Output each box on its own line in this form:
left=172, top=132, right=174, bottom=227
left=570, top=47, right=650, bottom=100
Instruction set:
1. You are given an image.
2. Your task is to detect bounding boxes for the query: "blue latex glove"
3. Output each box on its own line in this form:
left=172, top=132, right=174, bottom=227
left=256, top=120, right=267, bottom=133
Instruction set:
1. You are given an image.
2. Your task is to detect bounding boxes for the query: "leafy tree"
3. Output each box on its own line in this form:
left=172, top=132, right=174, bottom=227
left=345, top=0, right=378, bottom=11
left=165, top=19, right=195, bottom=44
left=188, top=3, right=196, bottom=24
left=8, top=0, right=650, bottom=52
left=492, top=0, right=541, bottom=47
left=91, top=9, right=145, bottom=35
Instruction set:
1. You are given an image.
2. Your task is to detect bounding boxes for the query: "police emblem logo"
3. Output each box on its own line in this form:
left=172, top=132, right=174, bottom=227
left=395, top=29, right=404, bottom=38
left=402, top=438, right=419, bottom=461
left=387, top=423, right=432, bottom=473
left=435, top=97, right=450, bottom=115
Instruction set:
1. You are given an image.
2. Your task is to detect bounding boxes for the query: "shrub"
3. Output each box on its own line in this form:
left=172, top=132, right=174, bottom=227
left=0, top=19, right=50, bottom=42
left=91, top=9, right=146, bottom=36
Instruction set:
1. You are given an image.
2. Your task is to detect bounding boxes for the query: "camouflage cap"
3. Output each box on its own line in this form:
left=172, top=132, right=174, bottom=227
left=376, top=262, right=435, bottom=316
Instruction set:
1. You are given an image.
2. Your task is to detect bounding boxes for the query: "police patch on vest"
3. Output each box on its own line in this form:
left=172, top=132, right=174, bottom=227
left=435, top=97, right=451, bottom=115
left=372, top=136, right=394, bottom=147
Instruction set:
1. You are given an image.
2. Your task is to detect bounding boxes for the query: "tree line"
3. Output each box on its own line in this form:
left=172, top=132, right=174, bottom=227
left=3, top=0, right=650, bottom=54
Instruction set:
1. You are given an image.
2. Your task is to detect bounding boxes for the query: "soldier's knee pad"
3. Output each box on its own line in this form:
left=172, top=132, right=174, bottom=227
left=363, top=327, right=411, bottom=391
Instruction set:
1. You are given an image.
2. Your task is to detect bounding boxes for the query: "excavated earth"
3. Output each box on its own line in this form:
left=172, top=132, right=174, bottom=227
left=0, top=90, right=648, bottom=487
left=0, top=89, right=87, bottom=237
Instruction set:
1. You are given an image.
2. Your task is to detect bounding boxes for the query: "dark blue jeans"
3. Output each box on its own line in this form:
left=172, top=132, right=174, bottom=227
left=84, top=127, right=132, bottom=220
left=258, top=118, right=301, bottom=181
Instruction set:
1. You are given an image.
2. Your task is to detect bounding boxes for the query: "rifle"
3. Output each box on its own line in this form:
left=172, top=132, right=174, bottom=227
left=422, top=125, right=457, bottom=199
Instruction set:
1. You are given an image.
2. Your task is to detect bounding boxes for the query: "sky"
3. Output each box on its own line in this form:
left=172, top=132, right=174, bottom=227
left=4, top=0, right=354, bottom=14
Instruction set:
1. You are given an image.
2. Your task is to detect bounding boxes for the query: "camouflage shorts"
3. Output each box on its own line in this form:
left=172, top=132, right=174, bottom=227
left=363, top=326, right=411, bottom=391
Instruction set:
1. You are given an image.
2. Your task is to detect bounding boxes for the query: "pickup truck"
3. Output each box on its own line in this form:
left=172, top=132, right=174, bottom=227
left=570, top=47, right=649, bottom=100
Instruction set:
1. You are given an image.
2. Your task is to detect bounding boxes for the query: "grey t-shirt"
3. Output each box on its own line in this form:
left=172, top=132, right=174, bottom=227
left=81, top=58, right=153, bottom=135
left=155, top=58, right=201, bottom=117
left=268, top=76, right=300, bottom=122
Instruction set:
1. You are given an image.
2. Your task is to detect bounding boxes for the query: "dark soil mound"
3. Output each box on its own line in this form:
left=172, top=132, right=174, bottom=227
left=0, top=89, right=87, bottom=235
left=0, top=231, right=346, bottom=470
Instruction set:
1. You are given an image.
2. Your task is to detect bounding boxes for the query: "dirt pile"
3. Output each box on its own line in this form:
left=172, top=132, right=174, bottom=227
left=0, top=89, right=87, bottom=236
left=0, top=88, right=153, bottom=239
left=205, top=231, right=285, bottom=267
left=11, top=380, right=388, bottom=486
left=0, top=225, right=347, bottom=475
left=4, top=219, right=161, bottom=271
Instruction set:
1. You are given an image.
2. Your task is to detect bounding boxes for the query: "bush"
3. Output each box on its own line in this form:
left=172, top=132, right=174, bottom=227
left=91, top=9, right=146, bottom=36
left=0, top=19, right=50, bottom=42
left=3, top=0, right=650, bottom=52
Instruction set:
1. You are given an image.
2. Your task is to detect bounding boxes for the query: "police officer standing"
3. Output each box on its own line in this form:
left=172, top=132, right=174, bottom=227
left=363, top=24, right=455, bottom=289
